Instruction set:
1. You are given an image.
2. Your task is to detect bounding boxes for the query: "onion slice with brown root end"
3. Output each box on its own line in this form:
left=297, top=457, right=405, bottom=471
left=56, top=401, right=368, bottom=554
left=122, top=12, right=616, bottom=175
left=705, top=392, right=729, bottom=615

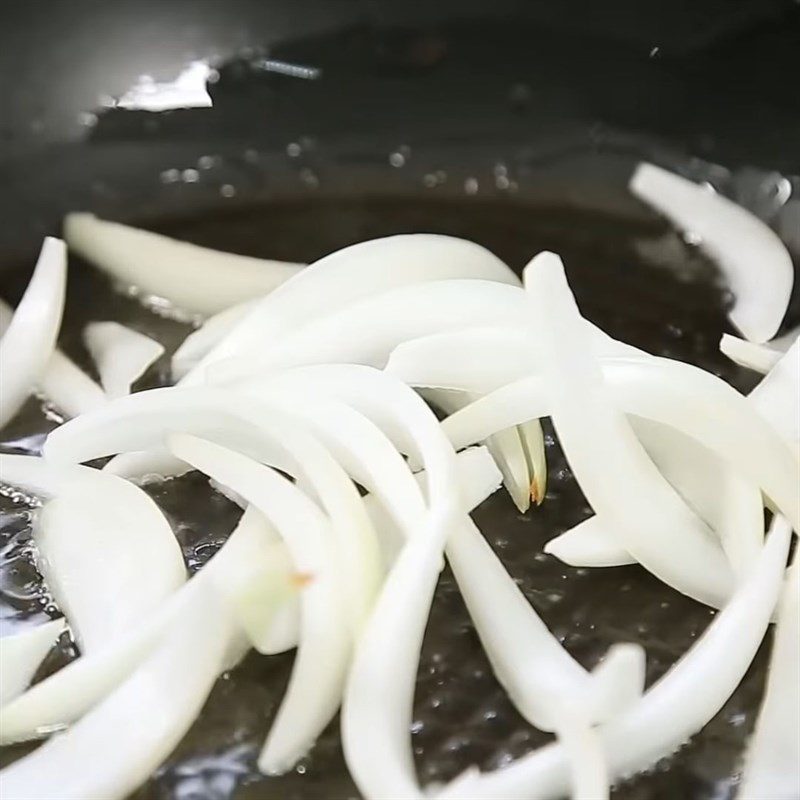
left=0, top=585, right=239, bottom=800
left=0, top=619, right=66, bottom=705
left=167, top=433, right=351, bottom=775
left=64, top=213, right=304, bottom=316
left=629, top=163, right=793, bottom=343
left=83, top=322, right=164, bottom=398
left=0, top=300, right=105, bottom=419
left=425, top=387, right=545, bottom=513
left=403, top=340, right=800, bottom=531
left=437, top=516, right=792, bottom=800
left=0, top=455, right=185, bottom=656
left=0, top=238, right=67, bottom=427
left=180, top=234, right=518, bottom=384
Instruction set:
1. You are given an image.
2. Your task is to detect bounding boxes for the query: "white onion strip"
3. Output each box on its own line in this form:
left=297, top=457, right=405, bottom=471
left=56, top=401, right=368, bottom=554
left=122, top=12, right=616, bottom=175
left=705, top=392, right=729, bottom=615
left=83, top=321, right=164, bottom=398
left=0, top=619, right=66, bottom=705
left=739, top=555, right=799, bottom=799
left=43, top=388, right=381, bottom=635
left=406, top=348, right=800, bottom=531
left=231, top=368, right=465, bottom=799
left=0, top=299, right=105, bottom=419
left=180, top=234, right=518, bottom=384
left=629, top=162, right=794, bottom=343
left=0, top=585, right=237, bottom=800
left=171, top=298, right=259, bottom=379
left=749, top=337, right=800, bottom=458
left=211, top=280, right=539, bottom=382
left=64, top=213, right=304, bottom=316
left=0, top=238, right=67, bottom=427
left=523, top=252, right=732, bottom=606
left=437, top=516, right=792, bottom=800
left=167, top=433, right=350, bottom=775
left=719, top=333, right=781, bottom=374
left=0, top=455, right=186, bottom=656
left=545, top=518, right=634, bottom=568
left=0, top=500, right=290, bottom=744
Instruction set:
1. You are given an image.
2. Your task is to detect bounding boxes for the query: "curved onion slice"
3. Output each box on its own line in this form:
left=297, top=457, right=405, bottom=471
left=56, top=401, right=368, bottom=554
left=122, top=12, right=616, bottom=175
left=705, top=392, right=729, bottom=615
left=211, top=280, right=540, bottom=382
left=522, top=252, right=733, bottom=606
left=180, top=234, right=518, bottom=384
left=0, top=300, right=105, bottom=418
left=0, top=619, right=66, bottom=705
left=545, top=518, right=634, bottom=568
left=0, top=585, right=237, bottom=800
left=0, top=455, right=185, bottom=655
left=226, top=368, right=465, bottom=798
left=0, top=238, right=67, bottom=427
left=398, top=336, right=800, bottom=530
left=739, top=555, right=799, bottom=800
left=425, top=387, right=544, bottom=513
left=83, top=321, right=164, bottom=397
left=0, top=500, right=291, bottom=744
left=172, top=298, right=259, bottom=379
left=44, top=388, right=381, bottom=634
left=749, top=337, right=800, bottom=458
left=629, top=163, right=794, bottom=343
left=437, top=516, right=792, bottom=800
left=168, top=433, right=350, bottom=774
left=547, top=420, right=763, bottom=579
left=64, top=213, right=305, bottom=316
left=720, top=333, right=781, bottom=374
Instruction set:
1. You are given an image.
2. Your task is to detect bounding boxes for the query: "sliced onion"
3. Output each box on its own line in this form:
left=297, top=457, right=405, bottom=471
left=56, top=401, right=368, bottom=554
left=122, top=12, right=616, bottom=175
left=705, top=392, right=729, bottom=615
left=424, top=387, right=538, bottom=513
left=749, top=337, right=800, bottom=457
left=211, top=280, right=537, bottom=382
left=448, top=515, right=645, bottom=730
left=64, top=213, right=304, bottom=316
left=167, top=433, right=351, bottom=774
left=739, top=555, right=799, bottom=800
left=44, top=387, right=381, bottom=635
left=180, top=234, right=519, bottom=384
left=0, top=299, right=105, bottom=418
left=523, top=253, right=733, bottom=606
left=770, top=324, right=799, bottom=352
left=719, top=333, right=782, bottom=374
left=0, top=584, right=237, bottom=800
left=0, top=238, right=67, bottom=427
left=438, top=516, right=791, bottom=800
left=83, top=321, right=164, bottom=398
left=0, top=499, right=292, bottom=744
left=0, top=455, right=186, bottom=655
left=545, top=518, right=634, bottom=568
left=235, top=369, right=465, bottom=799
left=629, top=163, right=794, bottom=343
left=171, top=298, right=259, bottom=379
left=404, top=341, right=800, bottom=530
left=0, top=619, right=66, bottom=705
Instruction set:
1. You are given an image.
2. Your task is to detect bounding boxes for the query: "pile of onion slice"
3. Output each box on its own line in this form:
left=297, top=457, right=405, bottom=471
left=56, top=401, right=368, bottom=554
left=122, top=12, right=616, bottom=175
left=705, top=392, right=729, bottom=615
left=0, top=163, right=797, bottom=800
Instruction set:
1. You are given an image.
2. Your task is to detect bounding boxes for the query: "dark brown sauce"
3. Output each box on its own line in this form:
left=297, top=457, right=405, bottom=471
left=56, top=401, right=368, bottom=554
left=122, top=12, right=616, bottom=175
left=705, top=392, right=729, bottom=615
left=0, top=198, right=772, bottom=800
